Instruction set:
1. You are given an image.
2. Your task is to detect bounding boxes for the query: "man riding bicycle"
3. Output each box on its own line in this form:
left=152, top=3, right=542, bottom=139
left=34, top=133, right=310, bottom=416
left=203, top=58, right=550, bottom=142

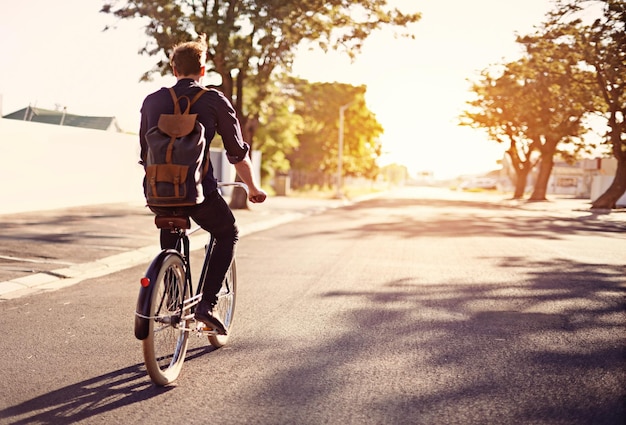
left=139, top=34, right=266, bottom=335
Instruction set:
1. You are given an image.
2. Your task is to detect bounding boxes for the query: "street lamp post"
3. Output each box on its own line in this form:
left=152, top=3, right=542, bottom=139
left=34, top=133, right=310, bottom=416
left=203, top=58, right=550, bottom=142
left=335, top=101, right=353, bottom=199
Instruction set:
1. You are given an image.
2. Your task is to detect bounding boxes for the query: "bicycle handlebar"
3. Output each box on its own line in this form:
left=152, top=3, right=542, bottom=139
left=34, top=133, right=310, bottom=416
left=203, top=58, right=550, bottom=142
left=217, top=181, right=249, bottom=194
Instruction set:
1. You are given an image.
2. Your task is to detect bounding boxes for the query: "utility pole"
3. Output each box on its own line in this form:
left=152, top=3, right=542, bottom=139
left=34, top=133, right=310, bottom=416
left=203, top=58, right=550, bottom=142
left=335, top=101, right=353, bottom=199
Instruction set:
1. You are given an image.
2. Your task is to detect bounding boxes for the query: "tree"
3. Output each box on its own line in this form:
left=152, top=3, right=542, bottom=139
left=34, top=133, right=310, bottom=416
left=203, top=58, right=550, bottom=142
left=380, top=163, right=409, bottom=185
left=462, top=64, right=541, bottom=199
left=101, top=0, right=421, bottom=206
left=285, top=79, right=383, bottom=186
left=516, top=28, right=597, bottom=201
left=251, top=79, right=303, bottom=181
left=465, top=31, right=596, bottom=201
left=549, top=0, right=626, bottom=209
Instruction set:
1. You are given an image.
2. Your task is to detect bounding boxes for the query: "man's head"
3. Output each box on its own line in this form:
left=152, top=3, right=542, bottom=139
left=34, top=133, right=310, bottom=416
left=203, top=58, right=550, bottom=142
left=169, top=34, right=207, bottom=78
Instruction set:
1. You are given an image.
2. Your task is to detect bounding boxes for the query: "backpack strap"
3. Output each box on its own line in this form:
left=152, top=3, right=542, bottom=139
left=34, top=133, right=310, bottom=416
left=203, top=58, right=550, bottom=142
left=189, top=88, right=210, bottom=177
left=168, top=87, right=207, bottom=114
left=167, top=88, right=182, bottom=115
left=190, top=88, right=208, bottom=106
left=161, top=87, right=210, bottom=170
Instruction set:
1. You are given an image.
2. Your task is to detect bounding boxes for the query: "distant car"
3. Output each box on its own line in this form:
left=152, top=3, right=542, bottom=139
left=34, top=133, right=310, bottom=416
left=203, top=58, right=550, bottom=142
left=459, top=178, right=498, bottom=190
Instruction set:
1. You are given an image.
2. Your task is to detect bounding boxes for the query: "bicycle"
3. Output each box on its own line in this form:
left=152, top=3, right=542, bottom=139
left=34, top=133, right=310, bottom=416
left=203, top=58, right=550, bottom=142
left=134, top=182, right=245, bottom=386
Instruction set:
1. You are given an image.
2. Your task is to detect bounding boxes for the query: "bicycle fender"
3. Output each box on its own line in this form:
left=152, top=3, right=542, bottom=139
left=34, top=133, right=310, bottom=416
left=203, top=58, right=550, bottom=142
left=134, top=250, right=182, bottom=340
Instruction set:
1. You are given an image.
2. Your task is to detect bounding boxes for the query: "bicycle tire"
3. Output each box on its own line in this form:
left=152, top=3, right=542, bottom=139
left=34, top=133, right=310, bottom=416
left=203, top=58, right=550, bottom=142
left=143, top=254, right=190, bottom=385
left=208, top=259, right=237, bottom=347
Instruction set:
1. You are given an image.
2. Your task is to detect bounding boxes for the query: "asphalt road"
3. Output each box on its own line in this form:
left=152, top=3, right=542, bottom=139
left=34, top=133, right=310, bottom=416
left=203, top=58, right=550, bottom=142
left=0, top=187, right=624, bottom=424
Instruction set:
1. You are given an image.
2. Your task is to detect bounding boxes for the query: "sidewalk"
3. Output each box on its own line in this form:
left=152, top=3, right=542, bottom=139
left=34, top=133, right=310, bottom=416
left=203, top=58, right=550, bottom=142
left=0, top=195, right=352, bottom=301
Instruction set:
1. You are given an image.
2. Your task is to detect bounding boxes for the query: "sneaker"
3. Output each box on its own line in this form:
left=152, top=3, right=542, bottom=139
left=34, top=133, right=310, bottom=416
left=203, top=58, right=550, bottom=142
left=194, top=300, right=227, bottom=335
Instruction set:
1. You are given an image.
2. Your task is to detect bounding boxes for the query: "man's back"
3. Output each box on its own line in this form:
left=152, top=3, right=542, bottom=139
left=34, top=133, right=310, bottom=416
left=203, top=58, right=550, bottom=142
left=139, top=79, right=249, bottom=193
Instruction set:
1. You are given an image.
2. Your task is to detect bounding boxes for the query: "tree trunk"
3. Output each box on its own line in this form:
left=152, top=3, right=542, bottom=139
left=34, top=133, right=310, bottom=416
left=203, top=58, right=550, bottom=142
left=212, top=51, right=233, bottom=102
left=513, top=167, right=530, bottom=199
left=504, top=140, right=535, bottom=200
left=229, top=71, right=256, bottom=210
left=529, top=154, right=554, bottom=201
left=229, top=116, right=260, bottom=210
left=591, top=157, right=626, bottom=209
left=591, top=121, right=626, bottom=209
left=229, top=178, right=249, bottom=210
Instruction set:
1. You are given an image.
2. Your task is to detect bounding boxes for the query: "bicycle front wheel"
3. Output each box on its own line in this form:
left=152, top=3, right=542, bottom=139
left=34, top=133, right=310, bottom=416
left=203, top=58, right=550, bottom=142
left=208, top=259, right=237, bottom=347
left=143, top=254, right=190, bottom=385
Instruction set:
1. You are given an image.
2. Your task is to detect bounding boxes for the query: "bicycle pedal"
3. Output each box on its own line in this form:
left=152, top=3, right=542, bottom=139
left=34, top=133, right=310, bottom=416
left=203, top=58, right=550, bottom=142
left=195, top=322, right=217, bottom=335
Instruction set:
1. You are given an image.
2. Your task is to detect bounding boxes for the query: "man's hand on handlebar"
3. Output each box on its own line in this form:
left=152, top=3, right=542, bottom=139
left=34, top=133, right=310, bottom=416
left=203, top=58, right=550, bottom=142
left=249, top=188, right=267, bottom=204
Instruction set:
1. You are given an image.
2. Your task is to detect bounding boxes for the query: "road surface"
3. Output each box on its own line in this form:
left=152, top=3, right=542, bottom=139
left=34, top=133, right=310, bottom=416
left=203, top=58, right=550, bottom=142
left=1, top=187, right=624, bottom=424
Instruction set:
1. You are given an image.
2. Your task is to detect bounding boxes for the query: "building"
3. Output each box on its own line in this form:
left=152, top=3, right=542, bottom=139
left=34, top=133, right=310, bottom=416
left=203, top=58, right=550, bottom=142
left=3, top=106, right=122, bottom=132
left=500, top=154, right=625, bottom=205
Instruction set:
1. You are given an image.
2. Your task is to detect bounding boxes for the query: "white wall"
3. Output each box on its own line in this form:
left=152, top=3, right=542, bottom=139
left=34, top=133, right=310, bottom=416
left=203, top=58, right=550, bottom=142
left=591, top=175, right=626, bottom=206
left=0, top=119, right=257, bottom=214
left=0, top=119, right=144, bottom=214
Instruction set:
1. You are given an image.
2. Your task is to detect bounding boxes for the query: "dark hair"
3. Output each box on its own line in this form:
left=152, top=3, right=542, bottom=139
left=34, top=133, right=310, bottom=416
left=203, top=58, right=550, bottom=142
left=169, top=34, right=207, bottom=76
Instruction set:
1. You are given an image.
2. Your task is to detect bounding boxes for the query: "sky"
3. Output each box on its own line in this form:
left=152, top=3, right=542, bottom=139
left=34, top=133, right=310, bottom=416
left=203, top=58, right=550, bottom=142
left=0, top=0, right=558, bottom=179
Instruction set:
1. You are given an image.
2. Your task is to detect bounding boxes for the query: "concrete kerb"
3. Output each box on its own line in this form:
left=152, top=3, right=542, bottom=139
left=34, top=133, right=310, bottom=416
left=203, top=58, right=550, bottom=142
left=0, top=197, right=354, bottom=301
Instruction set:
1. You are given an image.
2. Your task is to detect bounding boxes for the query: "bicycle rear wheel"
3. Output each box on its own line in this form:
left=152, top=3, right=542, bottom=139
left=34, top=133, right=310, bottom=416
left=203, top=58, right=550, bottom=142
left=143, top=254, right=190, bottom=385
left=208, top=259, right=237, bottom=347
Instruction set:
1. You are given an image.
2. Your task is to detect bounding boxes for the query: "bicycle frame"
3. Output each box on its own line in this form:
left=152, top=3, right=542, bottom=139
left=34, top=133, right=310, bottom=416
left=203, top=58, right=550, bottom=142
left=134, top=228, right=216, bottom=340
left=134, top=182, right=246, bottom=340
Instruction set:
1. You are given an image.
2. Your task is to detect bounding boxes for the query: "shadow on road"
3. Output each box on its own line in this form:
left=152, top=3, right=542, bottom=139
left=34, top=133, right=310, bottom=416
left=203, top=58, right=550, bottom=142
left=297, top=197, right=626, bottom=240
left=0, top=347, right=211, bottom=424
left=248, top=257, right=624, bottom=423
left=339, top=258, right=622, bottom=423
left=225, top=193, right=626, bottom=423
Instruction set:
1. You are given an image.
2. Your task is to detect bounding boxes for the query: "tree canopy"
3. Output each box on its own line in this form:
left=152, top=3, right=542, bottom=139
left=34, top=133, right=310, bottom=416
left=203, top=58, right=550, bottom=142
left=102, top=0, right=420, bottom=138
left=285, top=78, right=383, bottom=184
left=463, top=42, right=595, bottom=200
left=461, top=0, right=625, bottom=206
left=549, top=0, right=626, bottom=208
left=515, top=28, right=597, bottom=200
left=462, top=63, right=541, bottom=199
left=102, top=0, right=420, bottom=204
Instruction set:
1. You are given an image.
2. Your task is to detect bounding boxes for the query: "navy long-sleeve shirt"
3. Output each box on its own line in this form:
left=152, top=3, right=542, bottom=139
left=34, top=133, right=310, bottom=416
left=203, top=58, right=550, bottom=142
left=139, top=78, right=249, bottom=194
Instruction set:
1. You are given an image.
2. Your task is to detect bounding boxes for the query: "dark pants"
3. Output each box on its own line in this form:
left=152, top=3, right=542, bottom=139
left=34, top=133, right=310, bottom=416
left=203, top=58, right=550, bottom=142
left=149, top=190, right=239, bottom=305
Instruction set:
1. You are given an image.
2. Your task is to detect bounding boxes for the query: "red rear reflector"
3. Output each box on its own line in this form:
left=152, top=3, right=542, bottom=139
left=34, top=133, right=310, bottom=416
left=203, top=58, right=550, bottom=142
left=140, top=277, right=150, bottom=287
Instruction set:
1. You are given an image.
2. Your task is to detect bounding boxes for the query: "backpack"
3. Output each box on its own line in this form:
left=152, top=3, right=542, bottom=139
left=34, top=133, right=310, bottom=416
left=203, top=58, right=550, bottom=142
left=144, top=87, right=209, bottom=207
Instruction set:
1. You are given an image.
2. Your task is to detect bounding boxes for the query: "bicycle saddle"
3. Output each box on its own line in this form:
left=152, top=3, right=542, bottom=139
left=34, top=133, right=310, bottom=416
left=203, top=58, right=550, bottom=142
left=154, top=216, right=191, bottom=230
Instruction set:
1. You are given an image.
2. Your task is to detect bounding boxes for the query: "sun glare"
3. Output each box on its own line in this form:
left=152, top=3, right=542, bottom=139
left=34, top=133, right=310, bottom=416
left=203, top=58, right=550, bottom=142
left=292, top=0, right=553, bottom=179
left=1, top=0, right=553, bottom=181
